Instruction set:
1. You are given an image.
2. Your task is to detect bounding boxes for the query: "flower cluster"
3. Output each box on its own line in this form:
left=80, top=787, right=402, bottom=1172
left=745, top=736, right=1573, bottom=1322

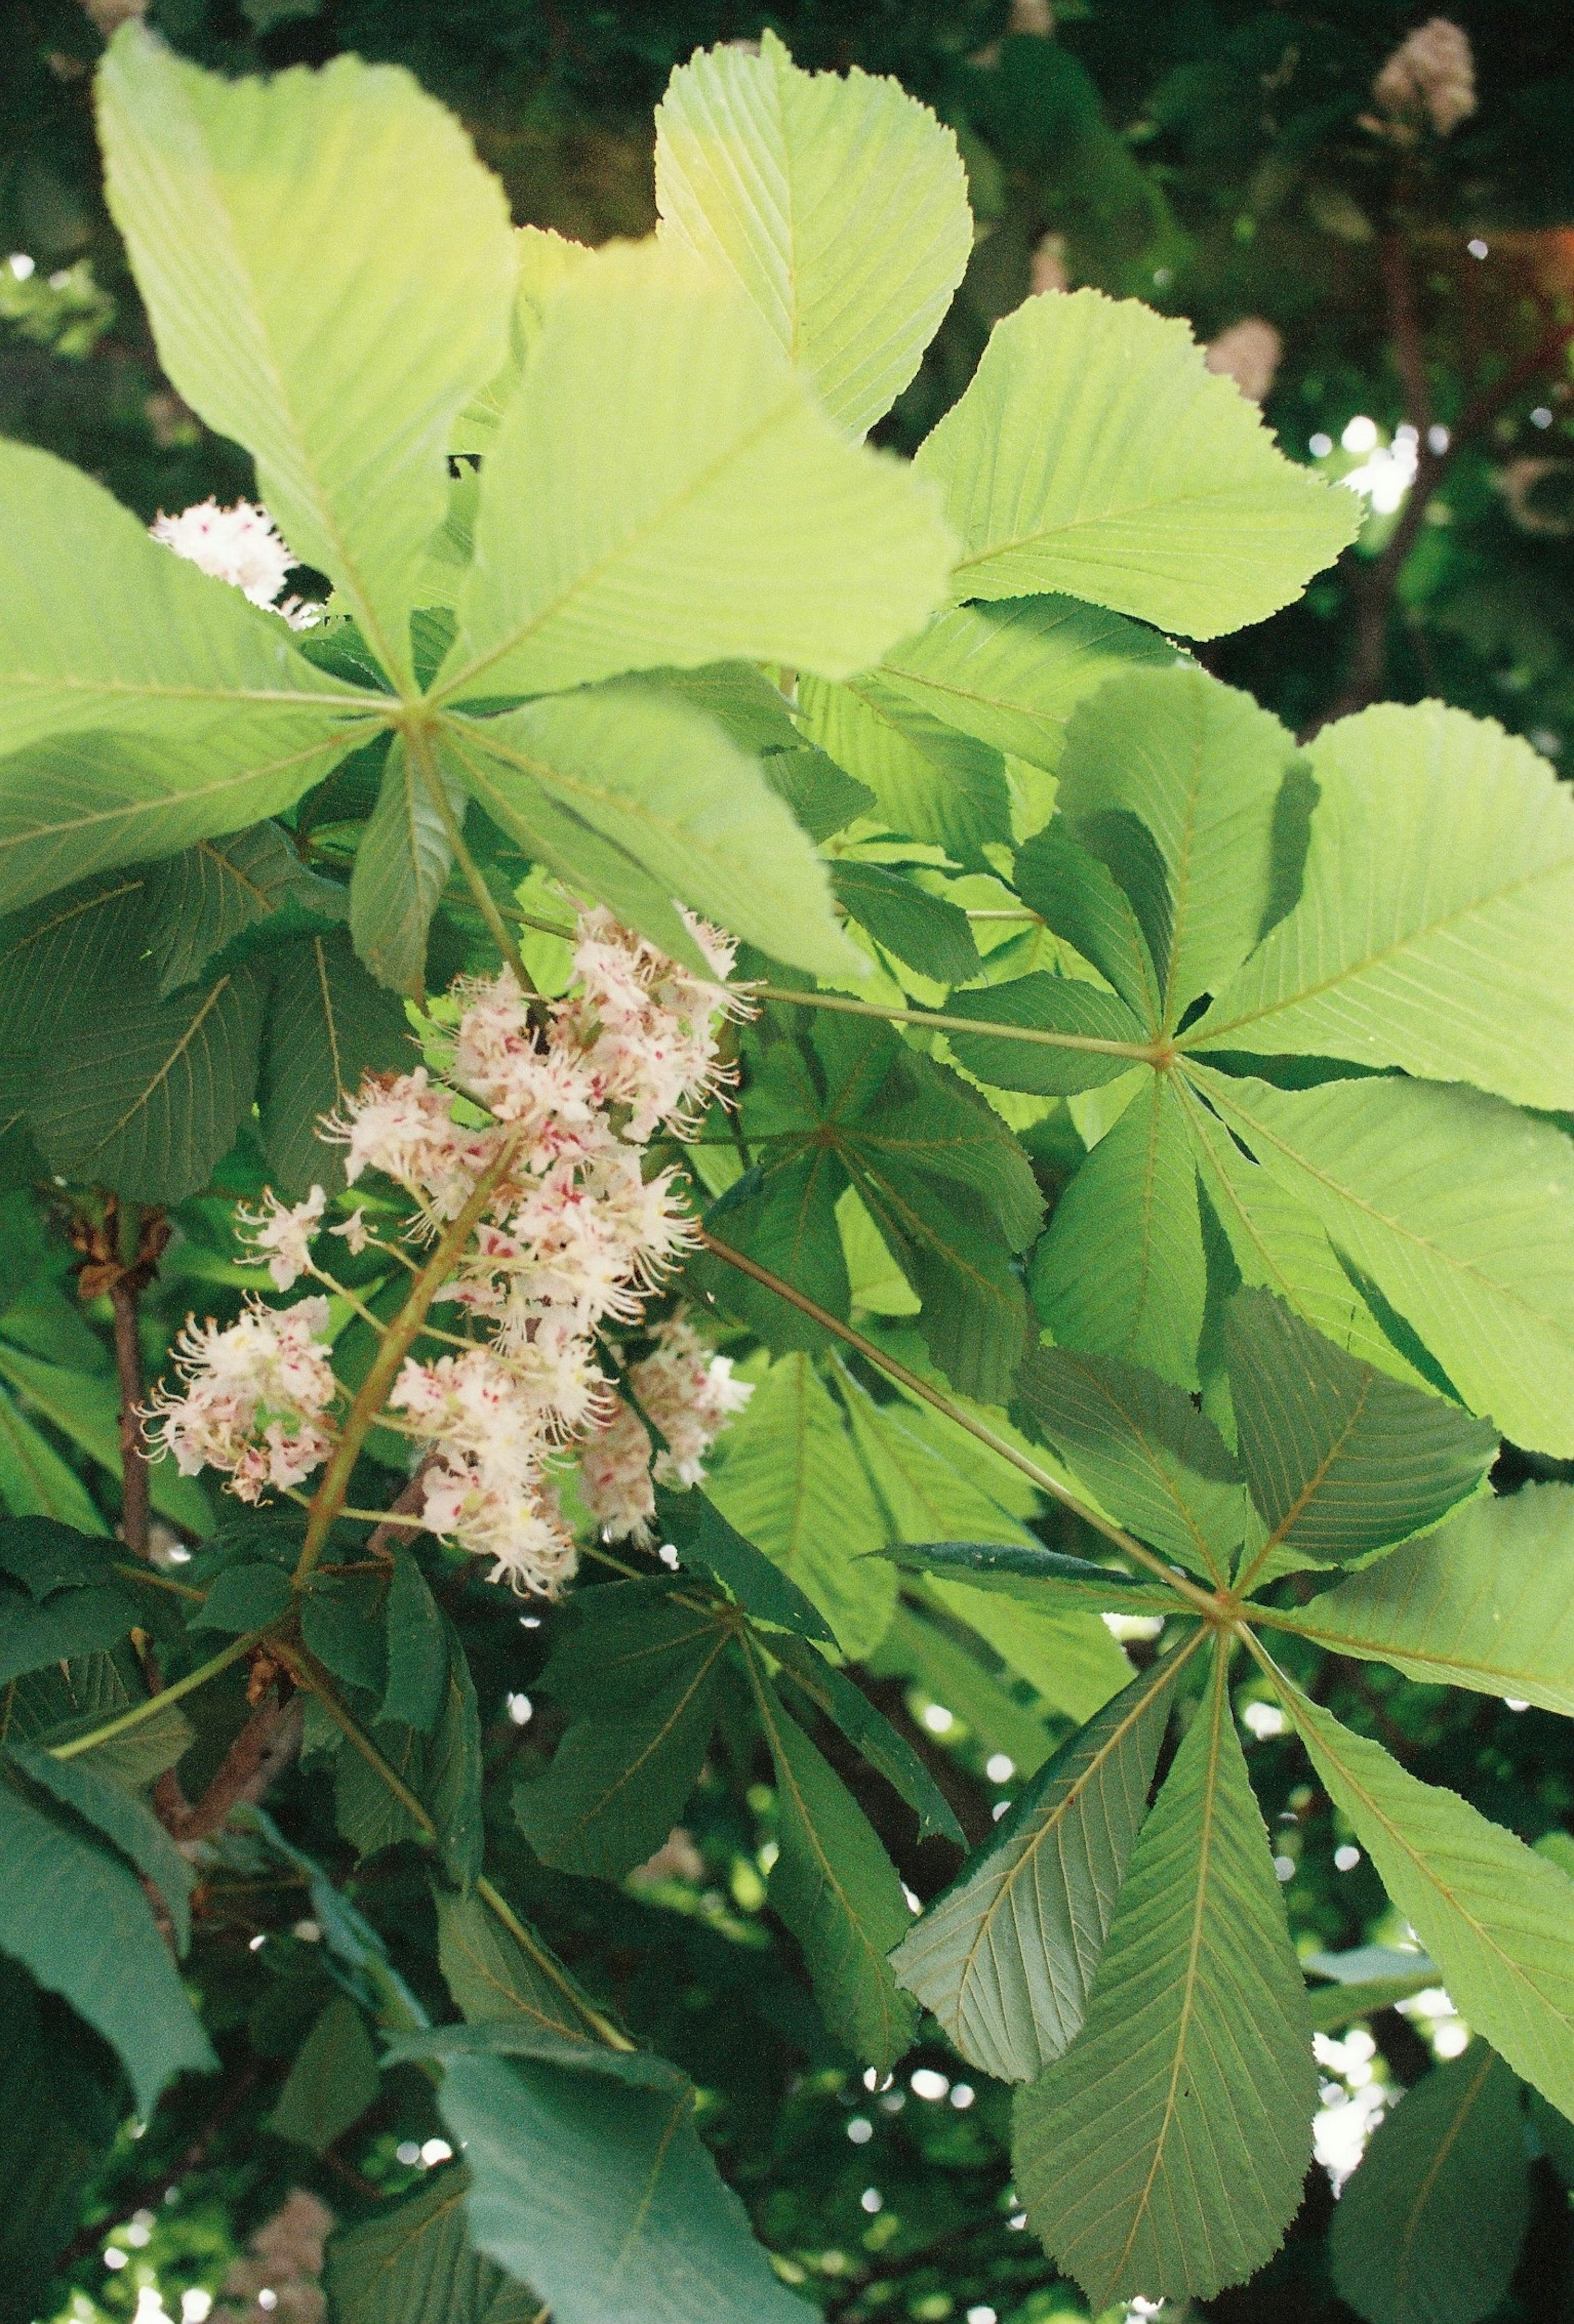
left=1205, top=318, right=1282, bottom=406
left=1369, top=17, right=1476, bottom=139
left=152, top=1296, right=337, bottom=1504
left=152, top=904, right=754, bottom=1594
left=150, top=495, right=321, bottom=626
left=211, top=2188, right=334, bottom=2324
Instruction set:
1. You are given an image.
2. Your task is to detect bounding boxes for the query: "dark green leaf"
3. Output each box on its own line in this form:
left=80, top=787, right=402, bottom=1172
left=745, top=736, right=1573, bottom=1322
left=0, top=1958, right=123, bottom=2324
left=301, top=1571, right=388, bottom=1697
left=891, top=1647, right=1191, bottom=2081
left=325, top=2165, right=545, bottom=2324
left=435, top=1886, right=599, bottom=2045
left=1016, top=1343, right=1244, bottom=1584
left=879, top=1538, right=1177, bottom=1614
left=760, top=745, right=873, bottom=843
left=0, top=1577, right=139, bottom=1687
left=1330, top=2043, right=1529, bottom=2324
left=0, top=1772, right=215, bottom=2115
left=1226, top=1288, right=1497, bottom=1586
left=144, top=821, right=347, bottom=996
left=1013, top=824, right=1161, bottom=1025
left=389, top=2022, right=685, bottom=2092
left=772, top=1631, right=965, bottom=1845
left=749, top=1655, right=918, bottom=2070
left=942, top=972, right=1147, bottom=1096
left=191, top=1560, right=293, bottom=1633
left=10, top=1738, right=194, bottom=1947
left=349, top=737, right=461, bottom=997
left=382, top=1547, right=449, bottom=1733
left=655, top=1488, right=836, bottom=1644
left=0, top=1515, right=110, bottom=1599
left=830, top=861, right=982, bottom=986
left=267, top=1994, right=380, bottom=2154
left=259, top=929, right=412, bottom=1197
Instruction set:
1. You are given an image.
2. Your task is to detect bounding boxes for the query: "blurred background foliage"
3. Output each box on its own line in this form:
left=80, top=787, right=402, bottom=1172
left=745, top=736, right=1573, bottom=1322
left=4, top=5, right=1574, bottom=2323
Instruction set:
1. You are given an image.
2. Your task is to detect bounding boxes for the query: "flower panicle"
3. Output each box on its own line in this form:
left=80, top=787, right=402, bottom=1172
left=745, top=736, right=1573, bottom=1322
left=150, top=902, right=754, bottom=1597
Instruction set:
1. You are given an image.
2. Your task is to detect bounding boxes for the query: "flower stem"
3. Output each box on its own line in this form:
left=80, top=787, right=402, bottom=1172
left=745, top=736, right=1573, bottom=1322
left=697, top=1229, right=1218, bottom=1615
left=294, top=1136, right=521, bottom=1585
left=753, top=985, right=1160, bottom=1061
left=48, top=1628, right=266, bottom=1760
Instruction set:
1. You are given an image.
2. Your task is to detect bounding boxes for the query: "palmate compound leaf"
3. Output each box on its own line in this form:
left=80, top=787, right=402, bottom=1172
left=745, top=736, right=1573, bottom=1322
left=1015, top=1343, right=1244, bottom=1585
left=1225, top=1288, right=1496, bottom=1589
left=890, top=1637, right=1199, bottom=2083
left=1012, top=821, right=1163, bottom=1024
left=1012, top=1638, right=1315, bottom=2308
left=98, top=25, right=518, bottom=688
left=1052, top=664, right=1309, bottom=1028
left=443, top=683, right=856, bottom=980
left=1192, top=1065, right=1574, bottom=1458
left=1029, top=1070, right=1208, bottom=1390
left=743, top=1642, right=919, bottom=2072
left=434, top=2046, right=812, bottom=2324
left=1190, top=702, right=1574, bottom=1109
left=1271, top=1671, right=1574, bottom=2117
left=143, top=820, right=348, bottom=997
left=655, top=30, right=971, bottom=440
left=1283, top=1481, right=1574, bottom=1717
left=430, top=237, right=955, bottom=707
left=0, top=1769, right=216, bottom=2116
left=914, top=287, right=1359, bottom=639
left=1329, top=2040, right=1530, bottom=2324
left=939, top=973, right=1149, bottom=1098
left=797, top=668, right=1014, bottom=870
left=325, top=2164, right=546, bottom=2324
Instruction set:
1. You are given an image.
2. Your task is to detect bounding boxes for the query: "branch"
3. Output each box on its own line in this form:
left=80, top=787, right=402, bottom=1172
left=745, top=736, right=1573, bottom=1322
left=154, top=1692, right=303, bottom=1843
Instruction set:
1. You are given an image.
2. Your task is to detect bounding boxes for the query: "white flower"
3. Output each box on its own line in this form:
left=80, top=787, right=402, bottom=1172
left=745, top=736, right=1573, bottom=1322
left=330, top=1206, right=371, bottom=1255
left=149, top=498, right=296, bottom=607
left=238, top=1184, right=327, bottom=1290
left=578, top=1397, right=657, bottom=1543
left=1371, top=18, right=1475, bottom=137
left=150, top=1295, right=337, bottom=1502
left=632, top=1311, right=753, bottom=1488
left=1204, top=318, right=1283, bottom=405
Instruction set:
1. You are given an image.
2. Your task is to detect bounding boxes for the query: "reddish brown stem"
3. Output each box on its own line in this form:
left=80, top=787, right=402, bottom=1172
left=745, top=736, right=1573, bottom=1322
left=108, top=1272, right=150, bottom=1560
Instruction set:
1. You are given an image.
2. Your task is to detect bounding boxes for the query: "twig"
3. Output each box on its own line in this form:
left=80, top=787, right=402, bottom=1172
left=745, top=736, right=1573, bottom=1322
left=154, top=1693, right=304, bottom=1844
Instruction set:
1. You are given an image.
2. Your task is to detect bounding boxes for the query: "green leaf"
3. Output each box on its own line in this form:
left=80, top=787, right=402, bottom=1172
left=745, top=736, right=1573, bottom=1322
left=0, top=438, right=364, bottom=773
left=1016, top=1344, right=1244, bottom=1583
left=1189, top=702, right=1574, bottom=1108
left=655, top=30, right=970, bottom=438
left=891, top=1645, right=1192, bottom=2082
left=390, top=2023, right=684, bottom=2091
left=1013, top=1641, right=1315, bottom=2307
left=941, top=973, right=1148, bottom=1096
left=436, top=2049, right=811, bottom=2324
left=1275, top=1676, right=1574, bottom=2119
left=0, top=1345, right=211, bottom=1535
left=0, top=1959, right=123, bottom=2324
left=655, top=1488, right=837, bottom=1645
left=1329, top=2042, right=1529, bottom=2324
left=191, top=1560, right=292, bottom=1632
left=433, top=237, right=953, bottom=703
left=0, top=1387, right=107, bottom=1533
left=1013, top=824, right=1162, bottom=1023
left=435, top=1887, right=596, bottom=2045
left=381, top=1547, right=449, bottom=1735
left=259, top=929, right=412, bottom=1197
left=869, top=1600, right=1060, bottom=1777
left=325, top=2165, right=546, bottom=2324
left=144, top=822, right=348, bottom=998
left=8, top=1738, right=193, bottom=1946
left=1030, top=1071, right=1206, bottom=1389
left=0, top=1771, right=215, bottom=2115
left=1192, top=1067, right=1574, bottom=1456
left=748, top=1653, right=919, bottom=2070
left=704, top=1352, right=895, bottom=1658
left=876, top=596, right=1178, bottom=775
left=447, top=684, right=852, bottom=979
left=301, top=1572, right=388, bottom=1698
left=829, top=861, right=982, bottom=986
left=879, top=1539, right=1177, bottom=1616
left=798, top=671, right=1012, bottom=866
left=1180, top=1079, right=1433, bottom=1387
left=1054, top=666, right=1306, bottom=1027
left=1283, top=1481, right=1574, bottom=1715
left=1226, top=1289, right=1495, bottom=1586
left=515, top=1589, right=729, bottom=1879
left=771, top=1631, right=965, bottom=1845
left=1303, top=1973, right=1441, bottom=2031
left=349, top=738, right=463, bottom=996
left=99, top=27, right=517, bottom=685
left=267, top=1994, right=380, bottom=2154
left=0, top=1581, right=137, bottom=1688
left=26, top=956, right=268, bottom=1203
left=914, top=287, right=1358, bottom=638
left=0, top=1517, right=136, bottom=1599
